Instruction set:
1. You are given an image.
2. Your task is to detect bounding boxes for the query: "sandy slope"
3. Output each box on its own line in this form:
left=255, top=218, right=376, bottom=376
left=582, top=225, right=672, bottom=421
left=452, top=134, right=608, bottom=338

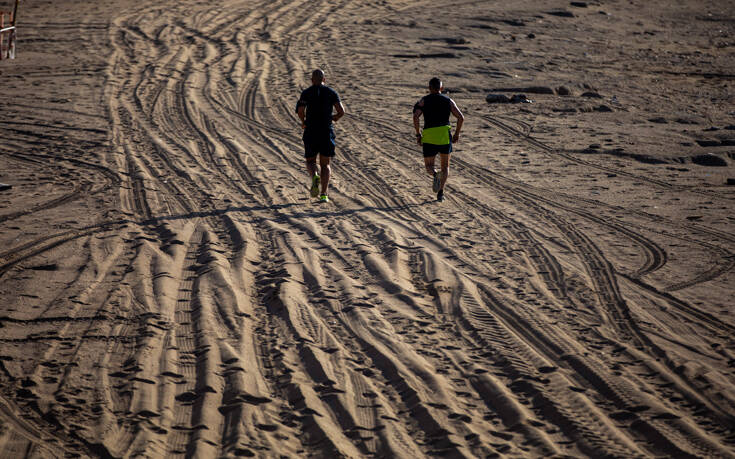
left=1, top=0, right=734, bottom=457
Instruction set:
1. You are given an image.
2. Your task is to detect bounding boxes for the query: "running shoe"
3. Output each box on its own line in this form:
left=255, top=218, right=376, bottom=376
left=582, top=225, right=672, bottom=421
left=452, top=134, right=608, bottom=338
left=432, top=170, right=441, bottom=193
left=437, top=189, right=444, bottom=202
left=319, top=194, right=329, bottom=203
left=310, top=174, right=320, bottom=197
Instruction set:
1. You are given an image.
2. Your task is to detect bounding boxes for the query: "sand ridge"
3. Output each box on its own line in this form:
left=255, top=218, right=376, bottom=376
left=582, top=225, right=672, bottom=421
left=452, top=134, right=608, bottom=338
left=0, top=0, right=734, bottom=457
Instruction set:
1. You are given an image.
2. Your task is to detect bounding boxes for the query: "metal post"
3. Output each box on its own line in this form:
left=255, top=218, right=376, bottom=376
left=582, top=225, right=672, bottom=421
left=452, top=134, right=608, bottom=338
left=0, top=1, right=17, bottom=60
left=12, top=0, right=19, bottom=26
left=8, top=0, right=19, bottom=59
left=0, top=12, right=5, bottom=59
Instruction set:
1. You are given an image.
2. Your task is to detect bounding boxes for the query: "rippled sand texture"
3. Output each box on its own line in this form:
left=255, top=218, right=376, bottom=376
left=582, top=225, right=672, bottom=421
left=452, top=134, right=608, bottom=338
left=1, top=0, right=734, bottom=457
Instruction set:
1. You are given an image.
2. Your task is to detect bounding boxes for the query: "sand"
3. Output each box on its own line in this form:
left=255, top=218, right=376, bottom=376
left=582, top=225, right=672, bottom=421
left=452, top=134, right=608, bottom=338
left=1, top=0, right=734, bottom=457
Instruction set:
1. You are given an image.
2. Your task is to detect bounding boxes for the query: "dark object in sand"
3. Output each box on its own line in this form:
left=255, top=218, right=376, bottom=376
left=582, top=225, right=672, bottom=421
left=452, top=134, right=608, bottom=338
left=28, top=263, right=58, bottom=271
left=486, top=93, right=532, bottom=104
left=510, top=94, right=532, bottom=103
left=675, top=118, right=700, bottom=125
left=486, top=94, right=510, bottom=103
left=696, top=139, right=735, bottom=147
left=580, top=104, right=612, bottom=113
left=692, top=154, right=727, bottom=167
left=557, top=86, right=571, bottom=95
left=393, top=52, right=458, bottom=59
left=502, top=19, right=526, bottom=27
left=726, top=178, right=735, bottom=186
left=628, top=154, right=666, bottom=164
left=0, top=182, right=11, bottom=191
left=570, top=1, right=588, bottom=7
left=547, top=10, right=575, bottom=18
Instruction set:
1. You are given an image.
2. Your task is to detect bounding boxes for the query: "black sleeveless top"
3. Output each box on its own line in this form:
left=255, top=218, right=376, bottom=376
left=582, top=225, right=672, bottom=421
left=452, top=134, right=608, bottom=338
left=418, top=93, right=451, bottom=129
left=296, top=85, right=341, bottom=131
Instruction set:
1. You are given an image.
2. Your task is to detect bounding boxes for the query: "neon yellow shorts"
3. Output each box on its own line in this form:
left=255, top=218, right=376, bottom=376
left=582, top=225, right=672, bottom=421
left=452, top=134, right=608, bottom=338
left=421, top=125, right=451, bottom=145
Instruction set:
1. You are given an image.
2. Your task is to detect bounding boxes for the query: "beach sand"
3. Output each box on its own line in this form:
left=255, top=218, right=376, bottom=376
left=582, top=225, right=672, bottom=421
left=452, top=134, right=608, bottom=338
left=1, top=0, right=734, bottom=457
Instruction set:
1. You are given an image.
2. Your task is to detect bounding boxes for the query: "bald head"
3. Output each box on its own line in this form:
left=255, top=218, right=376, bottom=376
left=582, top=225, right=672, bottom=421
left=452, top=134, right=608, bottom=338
left=311, top=69, right=325, bottom=85
left=429, top=77, right=442, bottom=93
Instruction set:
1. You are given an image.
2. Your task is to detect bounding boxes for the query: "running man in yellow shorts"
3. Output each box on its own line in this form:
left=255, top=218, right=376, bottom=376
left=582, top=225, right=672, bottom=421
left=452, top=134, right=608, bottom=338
left=413, top=77, right=464, bottom=202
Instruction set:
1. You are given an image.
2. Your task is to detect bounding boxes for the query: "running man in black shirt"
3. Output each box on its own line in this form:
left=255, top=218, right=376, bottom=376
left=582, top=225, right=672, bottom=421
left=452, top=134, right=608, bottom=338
left=296, top=69, right=345, bottom=203
left=413, top=77, right=464, bottom=202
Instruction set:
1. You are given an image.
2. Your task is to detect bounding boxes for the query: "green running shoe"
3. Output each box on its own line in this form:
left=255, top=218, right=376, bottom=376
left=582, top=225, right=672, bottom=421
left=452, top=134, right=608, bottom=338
left=310, top=174, right=320, bottom=197
left=319, top=194, right=329, bottom=203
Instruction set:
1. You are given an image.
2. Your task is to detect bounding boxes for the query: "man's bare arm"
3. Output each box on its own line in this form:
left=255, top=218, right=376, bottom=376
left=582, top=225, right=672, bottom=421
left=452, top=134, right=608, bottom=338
left=413, top=109, right=422, bottom=133
left=413, top=110, right=423, bottom=145
left=333, top=101, right=345, bottom=122
left=450, top=99, right=464, bottom=142
left=297, top=105, right=306, bottom=128
left=413, top=98, right=424, bottom=145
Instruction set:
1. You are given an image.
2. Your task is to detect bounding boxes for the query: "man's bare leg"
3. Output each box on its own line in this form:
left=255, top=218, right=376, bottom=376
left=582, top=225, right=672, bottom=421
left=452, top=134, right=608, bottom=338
left=307, top=157, right=318, bottom=178
left=439, top=153, right=451, bottom=190
left=307, top=157, right=320, bottom=197
left=423, top=155, right=436, bottom=176
left=319, top=155, right=331, bottom=195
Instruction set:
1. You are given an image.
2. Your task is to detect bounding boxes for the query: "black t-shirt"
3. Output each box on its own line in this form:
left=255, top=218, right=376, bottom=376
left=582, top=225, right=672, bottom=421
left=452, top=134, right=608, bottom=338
left=296, top=85, right=340, bottom=130
left=414, top=93, right=451, bottom=129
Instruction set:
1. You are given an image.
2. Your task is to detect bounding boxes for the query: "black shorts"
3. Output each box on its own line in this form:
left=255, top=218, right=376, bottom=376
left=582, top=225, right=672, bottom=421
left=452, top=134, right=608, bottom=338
left=303, top=127, right=336, bottom=158
left=422, top=142, right=452, bottom=157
